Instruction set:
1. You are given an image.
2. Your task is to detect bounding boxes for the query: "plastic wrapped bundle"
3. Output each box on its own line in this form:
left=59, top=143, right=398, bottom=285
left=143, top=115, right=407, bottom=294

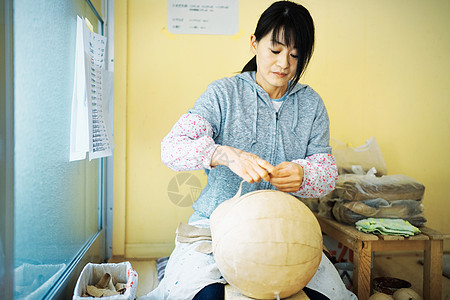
left=294, top=196, right=319, bottom=212
left=318, top=192, right=338, bottom=219
left=335, top=174, right=425, bottom=201
left=332, top=198, right=427, bottom=227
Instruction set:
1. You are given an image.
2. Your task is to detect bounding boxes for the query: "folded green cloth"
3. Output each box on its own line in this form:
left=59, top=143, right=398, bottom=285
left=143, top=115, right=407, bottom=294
left=355, top=218, right=420, bottom=237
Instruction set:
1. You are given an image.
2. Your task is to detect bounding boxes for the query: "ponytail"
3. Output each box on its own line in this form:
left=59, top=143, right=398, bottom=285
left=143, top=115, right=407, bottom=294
left=241, top=56, right=257, bottom=73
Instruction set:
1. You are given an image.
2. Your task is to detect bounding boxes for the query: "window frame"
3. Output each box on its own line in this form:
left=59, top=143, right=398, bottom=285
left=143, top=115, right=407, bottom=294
left=1, top=0, right=15, bottom=298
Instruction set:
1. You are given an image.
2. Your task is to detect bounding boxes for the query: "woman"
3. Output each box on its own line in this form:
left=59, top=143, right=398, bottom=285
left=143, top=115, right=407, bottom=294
left=144, top=1, right=356, bottom=299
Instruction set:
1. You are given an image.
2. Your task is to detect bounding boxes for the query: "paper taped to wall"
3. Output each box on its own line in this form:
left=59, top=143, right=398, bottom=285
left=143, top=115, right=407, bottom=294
left=167, top=0, right=238, bottom=35
left=70, top=16, right=114, bottom=161
left=70, top=16, right=89, bottom=161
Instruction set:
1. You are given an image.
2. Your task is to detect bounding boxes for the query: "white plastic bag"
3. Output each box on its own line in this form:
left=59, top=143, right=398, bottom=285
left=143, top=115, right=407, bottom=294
left=15, top=263, right=66, bottom=300
left=331, top=137, right=388, bottom=176
left=73, top=261, right=138, bottom=300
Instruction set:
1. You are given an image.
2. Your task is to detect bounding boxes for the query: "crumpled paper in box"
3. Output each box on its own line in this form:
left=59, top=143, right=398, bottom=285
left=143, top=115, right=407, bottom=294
left=73, top=261, right=138, bottom=299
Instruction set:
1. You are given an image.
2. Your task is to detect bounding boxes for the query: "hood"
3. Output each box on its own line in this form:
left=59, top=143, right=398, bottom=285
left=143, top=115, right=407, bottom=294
left=236, top=71, right=308, bottom=149
left=236, top=71, right=307, bottom=96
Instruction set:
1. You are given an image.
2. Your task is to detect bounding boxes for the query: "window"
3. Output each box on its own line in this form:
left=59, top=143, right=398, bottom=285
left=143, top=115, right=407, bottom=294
left=1, top=1, right=111, bottom=299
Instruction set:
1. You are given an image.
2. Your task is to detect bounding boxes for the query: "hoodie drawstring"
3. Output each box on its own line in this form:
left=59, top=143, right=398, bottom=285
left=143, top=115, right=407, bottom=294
left=290, top=96, right=299, bottom=136
left=250, top=85, right=258, bottom=150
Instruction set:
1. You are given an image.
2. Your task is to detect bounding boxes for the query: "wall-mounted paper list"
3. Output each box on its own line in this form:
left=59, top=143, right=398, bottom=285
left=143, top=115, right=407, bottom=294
left=167, top=0, right=238, bottom=35
left=84, top=55, right=114, bottom=160
left=70, top=16, right=114, bottom=161
left=83, top=21, right=114, bottom=160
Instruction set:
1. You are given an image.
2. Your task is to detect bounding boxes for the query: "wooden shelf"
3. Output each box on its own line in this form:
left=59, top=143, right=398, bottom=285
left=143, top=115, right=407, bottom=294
left=315, top=214, right=448, bottom=300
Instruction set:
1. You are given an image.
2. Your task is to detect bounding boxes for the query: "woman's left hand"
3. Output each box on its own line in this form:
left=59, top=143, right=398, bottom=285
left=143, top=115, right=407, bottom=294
left=269, top=161, right=304, bottom=193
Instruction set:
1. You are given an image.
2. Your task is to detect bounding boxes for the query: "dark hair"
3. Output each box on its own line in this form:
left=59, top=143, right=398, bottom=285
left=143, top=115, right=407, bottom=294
left=242, top=1, right=315, bottom=90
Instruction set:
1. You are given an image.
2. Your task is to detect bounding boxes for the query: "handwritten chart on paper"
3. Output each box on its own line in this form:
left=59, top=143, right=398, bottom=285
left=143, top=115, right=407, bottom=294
left=83, top=24, right=114, bottom=160
left=167, top=0, right=238, bottom=35
left=70, top=16, right=114, bottom=161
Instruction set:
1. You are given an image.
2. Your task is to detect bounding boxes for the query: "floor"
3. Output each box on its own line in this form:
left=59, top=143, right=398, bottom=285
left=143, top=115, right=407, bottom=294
left=371, top=253, right=450, bottom=300
left=110, top=252, right=450, bottom=299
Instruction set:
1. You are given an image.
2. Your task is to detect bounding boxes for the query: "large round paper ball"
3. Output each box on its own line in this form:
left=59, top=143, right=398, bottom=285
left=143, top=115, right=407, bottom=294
left=369, top=293, right=395, bottom=300
left=210, top=189, right=323, bottom=299
left=393, top=288, right=422, bottom=300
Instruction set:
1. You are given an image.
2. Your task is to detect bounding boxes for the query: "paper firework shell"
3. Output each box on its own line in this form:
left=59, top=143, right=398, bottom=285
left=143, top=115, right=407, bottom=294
left=210, top=183, right=322, bottom=299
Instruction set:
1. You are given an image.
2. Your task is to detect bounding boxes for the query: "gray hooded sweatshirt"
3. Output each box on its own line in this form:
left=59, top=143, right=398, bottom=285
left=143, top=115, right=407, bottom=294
left=188, top=71, right=331, bottom=222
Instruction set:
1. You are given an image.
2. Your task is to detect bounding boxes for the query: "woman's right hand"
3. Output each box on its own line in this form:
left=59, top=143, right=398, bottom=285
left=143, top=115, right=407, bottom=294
left=211, top=145, right=274, bottom=183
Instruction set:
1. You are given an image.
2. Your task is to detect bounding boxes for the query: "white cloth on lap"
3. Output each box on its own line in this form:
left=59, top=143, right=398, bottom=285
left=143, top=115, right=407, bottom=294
left=140, top=219, right=225, bottom=300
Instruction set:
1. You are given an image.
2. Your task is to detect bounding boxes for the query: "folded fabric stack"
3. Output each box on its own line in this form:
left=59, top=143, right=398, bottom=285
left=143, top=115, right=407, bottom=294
left=355, top=218, right=420, bottom=237
left=318, top=174, right=426, bottom=227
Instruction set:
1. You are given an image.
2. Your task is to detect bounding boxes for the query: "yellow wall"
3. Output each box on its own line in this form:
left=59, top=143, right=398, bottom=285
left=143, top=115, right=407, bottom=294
left=114, top=0, right=450, bottom=257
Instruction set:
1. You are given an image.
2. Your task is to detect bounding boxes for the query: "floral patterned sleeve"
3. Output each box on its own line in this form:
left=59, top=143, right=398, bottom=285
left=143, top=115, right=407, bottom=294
left=161, top=113, right=219, bottom=171
left=292, top=153, right=338, bottom=198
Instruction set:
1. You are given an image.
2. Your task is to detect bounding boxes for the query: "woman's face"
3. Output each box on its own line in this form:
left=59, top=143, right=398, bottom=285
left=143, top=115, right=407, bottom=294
left=251, top=31, right=298, bottom=98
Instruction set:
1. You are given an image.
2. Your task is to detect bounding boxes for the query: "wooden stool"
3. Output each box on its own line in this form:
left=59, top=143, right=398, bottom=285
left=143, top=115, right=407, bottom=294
left=316, top=214, right=448, bottom=300
left=225, top=284, right=309, bottom=299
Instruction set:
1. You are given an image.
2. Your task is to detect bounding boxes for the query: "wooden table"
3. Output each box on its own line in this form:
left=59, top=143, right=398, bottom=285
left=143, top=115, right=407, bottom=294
left=315, top=215, right=448, bottom=300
